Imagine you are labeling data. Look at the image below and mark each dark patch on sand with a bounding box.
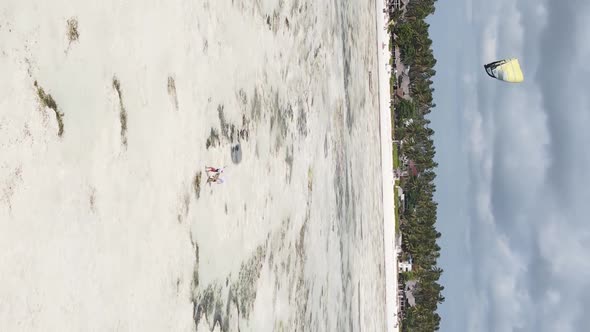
[296,99,308,137]
[112,77,128,148]
[205,128,220,149]
[167,76,179,110]
[193,283,223,329]
[65,17,79,53]
[189,234,200,323]
[206,102,250,151]
[67,17,80,43]
[34,81,64,137]
[193,171,202,199]
[338,7,354,132]
[237,88,248,108]
[192,244,267,331]
[89,187,97,213]
[285,144,294,183]
[250,87,262,121]
[64,17,79,53]
[231,245,266,319]
[239,115,250,141]
[178,191,191,223]
[314,44,322,58]
[269,92,293,152]
[24,58,34,78]
[217,105,229,139]
[266,6,291,34]
[66,18,79,44]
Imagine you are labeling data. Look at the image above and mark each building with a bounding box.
[395,233,403,253]
[404,280,417,307]
[396,185,405,213]
[395,88,405,99]
[396,160,419,179]
[399,260,412,272]
[403,118,414,127]
[408,160,419,177]
[399,255,413,272]
[398,279,417,316]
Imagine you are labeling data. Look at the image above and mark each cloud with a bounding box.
[458,0,590,331]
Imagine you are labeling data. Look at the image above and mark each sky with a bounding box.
[428,0,590,331]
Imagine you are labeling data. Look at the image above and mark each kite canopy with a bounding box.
[484,58,524,83]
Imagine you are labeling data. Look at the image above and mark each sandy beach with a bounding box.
[374,0,399,331]
[1,0,393,331]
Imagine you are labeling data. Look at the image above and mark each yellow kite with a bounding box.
[484,58,524,83]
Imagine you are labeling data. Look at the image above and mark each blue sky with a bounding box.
[428,0,590,331]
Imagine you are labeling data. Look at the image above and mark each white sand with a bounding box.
[1,0,392,331]
[374,0,399,331]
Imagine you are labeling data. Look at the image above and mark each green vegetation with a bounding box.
[390,50,401,234]
[393,143,400,169]
[400,270,416,283]
[390,0,444,331]
[394,180,401,233]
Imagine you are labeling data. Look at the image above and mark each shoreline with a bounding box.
[374,0,399,331]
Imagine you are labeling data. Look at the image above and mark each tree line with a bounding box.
[391,0,444,331]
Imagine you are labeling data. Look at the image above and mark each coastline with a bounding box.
[374,0,399,331]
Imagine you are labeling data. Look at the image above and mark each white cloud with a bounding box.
[539,220,590,283]
[435,0,590,331]
[498,1,524,56]
[496,88,550,189]
[548,306,581,332]
[534,4,548,21]
[466,110,484,160]
[481,19,499,62]
[460,0,588,331]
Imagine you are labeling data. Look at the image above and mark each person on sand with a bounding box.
[206,171,224,185]
[205,166,224,174]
